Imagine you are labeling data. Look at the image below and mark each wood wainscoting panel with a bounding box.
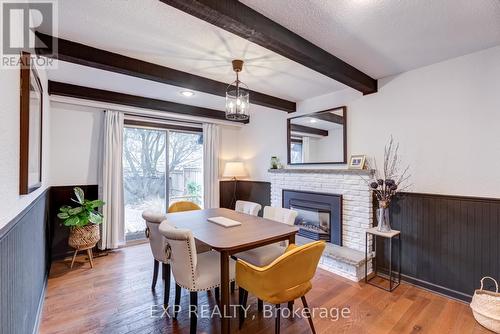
[375,192,500,301]
[0,189,50,334]
[220,180,271,217]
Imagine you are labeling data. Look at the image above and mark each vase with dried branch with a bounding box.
[362,136,411,232]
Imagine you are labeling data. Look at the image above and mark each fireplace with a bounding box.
[290,205,331,240]
[283,189,342,246]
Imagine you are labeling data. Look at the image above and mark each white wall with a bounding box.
[219,125,240,173]
[348,45,500,197]
[235,46,500,198]
[233,107,288,181]
[0,66,51,228]
[307,128,344,163]
[49,103,104,186]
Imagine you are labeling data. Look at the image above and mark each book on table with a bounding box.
[207,216,242,228]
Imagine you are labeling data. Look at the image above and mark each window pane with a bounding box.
[123,127,167,241]
[168,131,203,207]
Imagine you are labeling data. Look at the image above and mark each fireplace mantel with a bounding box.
[268,168,374,175]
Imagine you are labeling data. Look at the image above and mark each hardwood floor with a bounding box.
[40,244,491,334]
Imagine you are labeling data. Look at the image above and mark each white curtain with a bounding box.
[302,136,310,163]
[98,110,125,250]
[202,123,220,209]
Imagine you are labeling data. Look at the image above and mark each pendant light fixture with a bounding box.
[225,59,250,121]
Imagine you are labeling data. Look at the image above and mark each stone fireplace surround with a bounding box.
[269,168,374,281]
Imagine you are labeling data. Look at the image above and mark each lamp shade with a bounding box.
[223,161,247,179]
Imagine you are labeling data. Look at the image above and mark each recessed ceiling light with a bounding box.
[180,90,195,97]
[310,118,317,123]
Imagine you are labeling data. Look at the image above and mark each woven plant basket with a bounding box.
[68,224,100,250]
[470,277,500,333]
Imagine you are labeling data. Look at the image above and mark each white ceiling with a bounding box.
[45,0,347,102]
[241,0,500,79]
[45,0,500,107]
[49,60,232,112]
[291,117,343,131]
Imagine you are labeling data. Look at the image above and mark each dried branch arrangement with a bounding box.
[362,136,411,207]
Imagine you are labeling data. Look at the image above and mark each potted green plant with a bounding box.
[57,187,105,256]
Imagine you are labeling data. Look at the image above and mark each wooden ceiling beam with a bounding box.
[36,32,296,113]
[159,0,378,95]
[312,112,344,125]
[48,81,248,123]
[290,124,328,137]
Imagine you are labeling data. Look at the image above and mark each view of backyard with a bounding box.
[122,126,203,240]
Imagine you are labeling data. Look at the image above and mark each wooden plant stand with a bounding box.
[70,246,95,269]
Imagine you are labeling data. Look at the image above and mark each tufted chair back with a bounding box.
[159,222,198,290]
[263,206,298,226]
[235,200,262,216]
[142,210,169,263]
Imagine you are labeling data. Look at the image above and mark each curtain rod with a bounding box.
[124,114,202,128]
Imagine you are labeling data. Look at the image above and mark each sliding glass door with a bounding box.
[123,124,203,241]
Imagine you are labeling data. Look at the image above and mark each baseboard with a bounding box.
[377,267,472,302]
[400,274,472,302]
[32,274,48,334]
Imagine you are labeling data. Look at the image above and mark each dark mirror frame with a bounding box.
[19,52,43,195]
[287,106,347,165]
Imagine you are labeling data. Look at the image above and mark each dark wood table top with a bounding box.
[164,208,298,252]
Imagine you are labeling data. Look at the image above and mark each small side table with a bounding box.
[365,227,401,292]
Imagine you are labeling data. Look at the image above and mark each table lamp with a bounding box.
[222,161,247,208]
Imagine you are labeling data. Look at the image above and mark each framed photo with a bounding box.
[348,155,366,170]
[19,52,43,195]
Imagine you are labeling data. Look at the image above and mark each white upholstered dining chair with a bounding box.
[234,206,298,311]
[235,200,262,216]
[142,209,212,307]
[263,206,298,226]
[142,211,171,306]
[159,222,236,334]
[235,206,298,266]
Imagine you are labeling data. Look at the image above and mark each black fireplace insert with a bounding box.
[282,189,342,246]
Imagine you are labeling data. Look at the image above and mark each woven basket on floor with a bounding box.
[470,277,500,333]
[68,224,100,250]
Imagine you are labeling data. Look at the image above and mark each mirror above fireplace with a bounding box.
[287,106,346,165]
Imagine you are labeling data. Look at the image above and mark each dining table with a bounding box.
[163,207,299,334]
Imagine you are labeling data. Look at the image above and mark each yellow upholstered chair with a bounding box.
[236,241,326,334]
[167,201,201,213]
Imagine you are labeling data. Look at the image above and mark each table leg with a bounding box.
[289,233,295,245]
[220,251,230,334]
